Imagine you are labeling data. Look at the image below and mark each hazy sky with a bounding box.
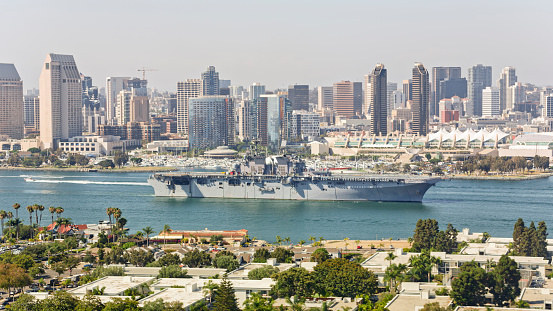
[2,0,552,92]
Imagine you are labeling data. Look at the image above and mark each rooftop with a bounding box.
[386,294,451,311]
[139,288,205,308]
[0,63,21,81]
[68,276,155,295]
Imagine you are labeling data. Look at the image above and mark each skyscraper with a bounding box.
[106,77,130,125]
[498,66,517,112]
[115,78,149,126]
[544,95,553,118]
[431,67,461,116]
[467,64,492,116]
[509,82,526,108]
[333,81,362,118]
[439,78,467,101]
[249,83,265,101]
[386,82,397,115]
[39,53,82,149]
[24,94,40,129]
[188,96,234,149]
[411,63,430,136]
[176,79,201,134]
[288,84,309,110]
[482,86,500,117]
[317,86,333,110]
[0,64,24,139]
[258,94,291,150]
[403,79,413,102]
[201,66,219,96]
[367,64,387,136]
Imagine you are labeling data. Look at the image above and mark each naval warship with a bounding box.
[148,155,439,202]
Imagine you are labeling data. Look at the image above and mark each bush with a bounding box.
[248,265,280,280]
[90,266,124,279]
[158,265,189,278]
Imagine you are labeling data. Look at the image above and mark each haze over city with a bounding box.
[3,0,553,91]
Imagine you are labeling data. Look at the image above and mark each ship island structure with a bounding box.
[148,154,439,202]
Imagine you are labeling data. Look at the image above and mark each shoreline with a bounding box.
[0,166,178,173]
[449,172,553,180]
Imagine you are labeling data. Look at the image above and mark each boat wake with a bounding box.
[26,179,149,186]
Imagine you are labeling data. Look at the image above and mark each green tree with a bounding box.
[271,247,294,263]
[488,255,521,307]
[103,297,140,311]
[310,248,330,264]
[248,265,280,280]
[158,253,182,266]
[215,255,239,272]
[40,290,80,310]
[98,159,115,169]
[113,151,129,168]
[253,248,271,263]
[182,249,211,268]
[158,265,189,278]
[272,267,316,298]
[143,226,156,247]
[212,275,240,311]
[313,258,377,298]
[124,249,155,267]
[419,302,449,311]
[75,294,105,311]
[513,218,525,255]
[450,261,487,307]
[243,292,274,311]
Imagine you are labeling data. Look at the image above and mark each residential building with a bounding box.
[290,110,320,139]
[106,77,130,125]
[482,86,500,117]
[403,79,412,102]
[431,67,461,116]
[438,77,467,106]
[23,94,40,129]
[467,64,492,116]
[229,85,244,99]
[257,94,292,150]
[98,122,160,142]
[498,66,517,112]
[411,63,430,136]
[200,66,219,96]
[188,96,234,149]
[237,100,255,142]
[176,79,201,135]
[288,84,309,110]
[0,64,24,139]
[333,81,362,118]
[317,86,333,110]
[545,95,553,118]
[39,53,82,149]
[58,135,141,156]
[509,82,526,108]
[367,64,388,135]
[387,82,397,114]
[440,110,459,123]
[115,78,149,126]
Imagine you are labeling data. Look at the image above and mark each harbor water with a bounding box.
[1,170,552,242]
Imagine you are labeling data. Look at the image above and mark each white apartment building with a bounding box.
[176,79,201,134]
[0,64,24,139]
[291,110,320,139]
[58,135,141,156]
[248,83,265,101]
[39,54,82,149]
[482,86,500,117]
[317,86,333,111]
[106,77,130,125]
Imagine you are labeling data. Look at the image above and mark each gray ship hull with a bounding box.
[148,174,439,202]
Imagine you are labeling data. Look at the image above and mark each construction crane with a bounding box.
[138,67,158,80]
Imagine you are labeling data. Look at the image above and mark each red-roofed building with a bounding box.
[44,223,88,236]
[154,228,248,245]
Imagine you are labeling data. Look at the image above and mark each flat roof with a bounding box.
[387,295,451,311]
[139,288,205,307]
[227,262,295,278]
[69,276,155,295]
[520,287,553,308]
[151,278,275,290]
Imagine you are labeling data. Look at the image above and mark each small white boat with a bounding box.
[24,177,35,182]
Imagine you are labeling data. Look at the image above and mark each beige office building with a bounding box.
[0,64,24,139]
[39,54,82,149]
[176,79,201,134]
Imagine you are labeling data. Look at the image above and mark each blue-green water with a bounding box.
[1,170,552,242]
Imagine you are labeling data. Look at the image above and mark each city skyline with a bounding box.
[2,0,552,91]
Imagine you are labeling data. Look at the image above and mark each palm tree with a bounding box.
[275,236,282,246]
[355,240,361,249]
[298,239,306,246]
[202,280,219,304]
[0,210,6,237]
[308,235,316,245]
[33,204,40,227]
[38,205,45,226]
[113,208,122,243]
[284,237,291,246]
[26,205,34,237]
[12,203,20,220]
[385,252,397,267]
[6,212,13,239]
[162,224,171,247]
[48,206,56,225]
[407,237,413,247]
[55,217,73,239]
[55,207,64,219]
[344,237,349,250]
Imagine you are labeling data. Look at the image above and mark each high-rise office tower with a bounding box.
[176,79,201,134]
[39,53,82,149]
[367,64,387,136]
[411,63,430,136]
[545,95,553,118]
[257,94,291,150]
[0,64,24,139]
[498,67,517,112]
[403,79,413,102]
[237,100,255,142]
[288,85,309,111]
[249,83,265,101]
[188,96,234,149]
[431,67,461,116]
[386,82,397,115]
[467,64,492,117]
[482,86,500,117]
[24,94,40,129]
[106,77,130,125]
[201,66,219,96]
[115,78,149,126]
[333,81,362,118]
[317,86,333,110]
[439,78,467,101]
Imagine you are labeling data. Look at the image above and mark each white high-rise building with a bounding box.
[509,82,526,109]
[249,83,265,101]
[0,64,24,139]
[176,79,201,134]
[387,82,397,115]
[24,94,40,129]
[498,66,517,112]
[544,95,553,118]
[317,86,333,111]
[482,86,500,117]
[39,54,82,149]
[291,110,320,139]
[229,86,244,100]
[106,77,130,125]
